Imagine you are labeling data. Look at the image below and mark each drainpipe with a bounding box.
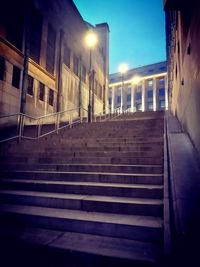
[20,1,30,114]
[78,55,82,117]
[57,29,64,112]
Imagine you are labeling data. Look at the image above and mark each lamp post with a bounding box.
[118,63,128,113]
[85,31,98,123]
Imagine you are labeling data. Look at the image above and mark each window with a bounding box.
[64,45,71,68]
[39,82,45,101]
[82,65,86,83]
[27,75,34,95]
[0,56,5,80]
[147,80,153,87]
[49,89,54,106]
[127,94,131,102]
[147,90,153,98]
[148,102,153,110]
[136,92,142,100]
[117,95,121,104]
[73,55,79,76]
[12,65,21,88]
[159,88,165,97]
[29,4,42,63]
[159,100,165,109]
[136,103,142,111]
[46,24,56,74]
[159,78,165,87]
[109,97,112,105]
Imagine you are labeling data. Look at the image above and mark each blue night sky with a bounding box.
[73,0,166,74]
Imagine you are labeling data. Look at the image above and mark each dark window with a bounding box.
[159,88,165,97]
[127,94,131,102]
[1,2,23,50]
[29,4,42,63]
[147,90,153,98]
[49,89,54,106]
[0,56,5,80]
[27,75,34,95]
[12,65,21,88]
[82,65,86,83]
[46,24,56,74]
[136,92,142,100]
[117,95,121,104]
[73,55,79,76]
[109,97,112,105]
[39,82,45,101]
[64,45,71,68]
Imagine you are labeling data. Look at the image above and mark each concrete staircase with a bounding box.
[0,111,164,267]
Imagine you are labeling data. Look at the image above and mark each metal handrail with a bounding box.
[0,107,88,143]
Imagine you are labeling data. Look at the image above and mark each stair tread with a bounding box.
[1,163,162,167]
[0,189,163,204]
[0,203,163,228]
[1,170,163,176]
[1,178,163,188]
[0,225,161,263]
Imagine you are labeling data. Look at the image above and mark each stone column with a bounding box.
[142,80,146,112]
[131,85,135,112]
[120,86,123,112]
[153,77,157,111]
[111,87,115,113]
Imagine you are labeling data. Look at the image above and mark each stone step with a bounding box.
[0,179,163,199]
[0,190,163,216]
[3,150,163,158]
[0,204,163,243]
[3,143,164,153]
[0,170,163,185]
[0,156,164,165]
[0,226,162,265]
[5,145,163,153]
[0,163,163,174]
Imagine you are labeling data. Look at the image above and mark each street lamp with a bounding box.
[85,31,98,123]
[118,63,128,113]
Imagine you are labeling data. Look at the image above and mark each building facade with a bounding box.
[164,0,200,157]
[0,0,109,118]
[109,61,168,113]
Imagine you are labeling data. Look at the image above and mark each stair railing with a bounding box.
[0,107,88,142]
[93,107,122,122]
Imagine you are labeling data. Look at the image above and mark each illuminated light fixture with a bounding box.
[85,31,98,48]
[118,63,128,74]
[132,76,141,85]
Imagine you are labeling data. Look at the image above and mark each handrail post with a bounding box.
[56,113,60,134]
[18,114,24,140]
[80,108,83,123]
[69,114,72,128]
[37,118,41,138]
